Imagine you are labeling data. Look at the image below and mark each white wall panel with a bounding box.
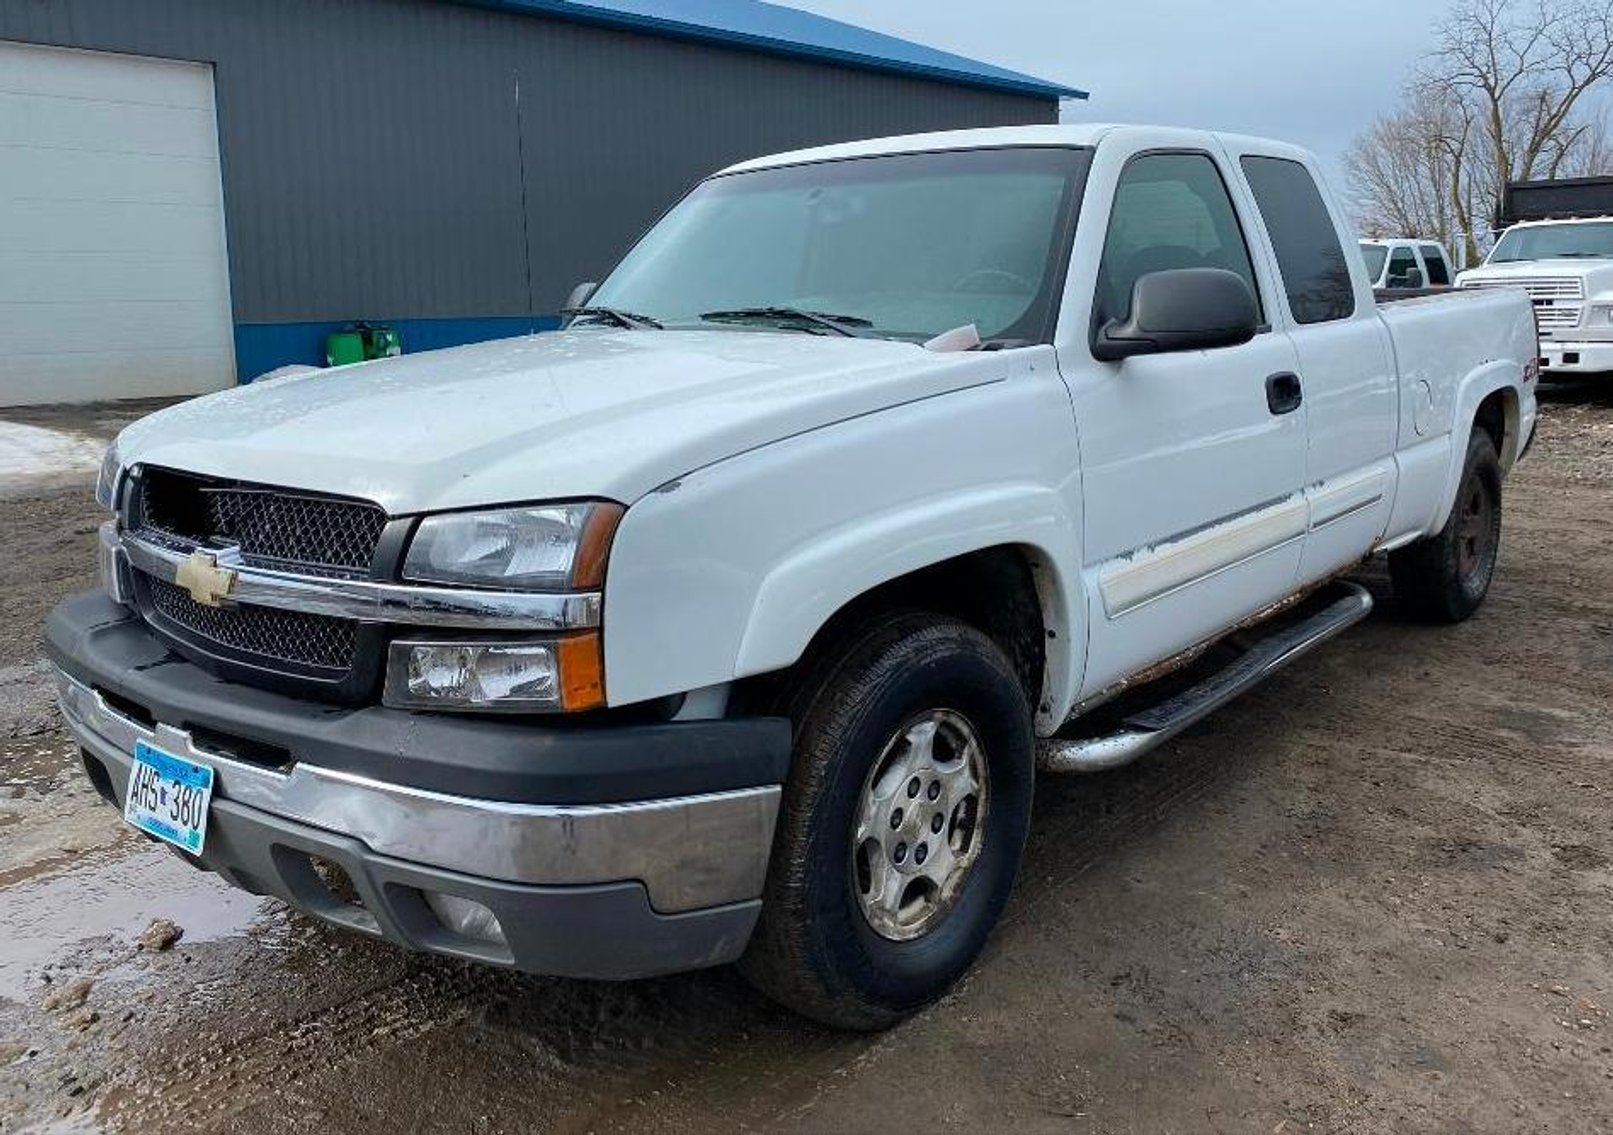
[0,40,233,404]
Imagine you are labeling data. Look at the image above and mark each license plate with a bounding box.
[124,740,215,854]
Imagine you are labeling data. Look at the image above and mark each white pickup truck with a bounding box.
[1458,216,1613,375]
[51,124,1538,1030]
[1359,237,1455,291]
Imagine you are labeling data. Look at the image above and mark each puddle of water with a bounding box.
[0,843,270,1003]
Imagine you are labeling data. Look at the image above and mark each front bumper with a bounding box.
[48,593,789,979]
[1539,340,1613,374]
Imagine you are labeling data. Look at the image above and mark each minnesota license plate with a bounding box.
[124,740,214,854]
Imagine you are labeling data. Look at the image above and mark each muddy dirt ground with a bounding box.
[1,389,1610,1134]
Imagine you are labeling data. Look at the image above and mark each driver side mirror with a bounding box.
[1402,267,1424,290]
[564,281,598,311]
[1092,268,1259,362]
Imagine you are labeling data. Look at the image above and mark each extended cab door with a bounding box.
[1233,149,1397,586]
[1058,141,1308,699]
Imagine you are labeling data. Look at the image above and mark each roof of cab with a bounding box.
[718,123,1120,175]
[452,0,1087,100]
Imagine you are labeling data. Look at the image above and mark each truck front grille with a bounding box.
[121,469,391,700]
[145,577,361,672]
[137,467,386,577]
[1461,276,1585,339]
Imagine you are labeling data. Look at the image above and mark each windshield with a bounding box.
[1489,222,1613,262]
[1359,243,1389,280]
[586,147,1093,344]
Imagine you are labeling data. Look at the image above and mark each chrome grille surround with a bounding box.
[128,468,385,681]
[119,530,601,631]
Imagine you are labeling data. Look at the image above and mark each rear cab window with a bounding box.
[1359,243,1389,284]
[1387,247,1418,287]
[1419,244,1451,285]
[1239,156,1356,323]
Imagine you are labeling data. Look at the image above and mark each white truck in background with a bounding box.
[1457,175,1613,375]
[1359,238,1455,291]
[51,124,1537,1031]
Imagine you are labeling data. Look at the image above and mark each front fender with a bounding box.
[735,484,1081,716]
[600,372,1086,715]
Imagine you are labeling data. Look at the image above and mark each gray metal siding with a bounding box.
[0,0,1056,323]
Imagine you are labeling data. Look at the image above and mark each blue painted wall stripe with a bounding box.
[234,316,561,382]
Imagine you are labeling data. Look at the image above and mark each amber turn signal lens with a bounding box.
[572,503,624,590]
[557,632,605,712]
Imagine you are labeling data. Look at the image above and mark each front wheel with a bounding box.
[739,613,1034,1030]
[1389,429,1503,623]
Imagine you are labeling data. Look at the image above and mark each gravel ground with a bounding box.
[0,387,1609,1133]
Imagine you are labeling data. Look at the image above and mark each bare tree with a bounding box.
[1426,0,1613,207]
[1346,88,1487,258]
[1345,0,1613,260]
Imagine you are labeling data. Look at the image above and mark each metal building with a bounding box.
[0,0,1083,406]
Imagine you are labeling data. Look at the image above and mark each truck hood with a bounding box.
[117,329,1005,513]
[1460,258,1613,297]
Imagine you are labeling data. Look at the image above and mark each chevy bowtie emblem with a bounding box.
[175,550,237,607]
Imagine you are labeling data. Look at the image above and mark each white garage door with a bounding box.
[0,41,234,406]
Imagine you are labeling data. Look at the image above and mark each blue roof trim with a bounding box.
[451,0,1087,100]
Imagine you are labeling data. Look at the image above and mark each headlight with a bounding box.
[402,502,622,591]
[383,635,604,713]
[1588,303,1613,326]
[95,442,123,511]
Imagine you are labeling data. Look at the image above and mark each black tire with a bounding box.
[1389,429,1503,623]
[738,612,1035,1031]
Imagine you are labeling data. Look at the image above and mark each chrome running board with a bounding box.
[1038,581,1374,774]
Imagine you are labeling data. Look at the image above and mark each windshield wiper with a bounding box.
[699,307,874,337]
[562,305,663,329]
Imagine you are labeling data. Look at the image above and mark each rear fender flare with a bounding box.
[1429,361,1522,532]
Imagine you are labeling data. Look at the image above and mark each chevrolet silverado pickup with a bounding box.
[49,124,1538,1030]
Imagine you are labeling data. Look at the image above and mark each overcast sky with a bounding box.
[784,0,1450,190]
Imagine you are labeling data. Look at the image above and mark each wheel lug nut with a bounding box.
[931,813,944,834]
[907,777,921,799]
[890,808,903,830]
[927,780,941,801]
[894,842,908,864]
[915,843,928,865]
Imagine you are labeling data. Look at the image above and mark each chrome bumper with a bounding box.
[56,669,779,913]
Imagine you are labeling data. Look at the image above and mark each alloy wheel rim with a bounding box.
[850,709,989,942]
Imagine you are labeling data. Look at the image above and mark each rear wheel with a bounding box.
[1389,429,1502,623]
[739,613,1034,1031]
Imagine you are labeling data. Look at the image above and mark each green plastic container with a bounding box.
[324,329,366,367]
[325,323,403,367]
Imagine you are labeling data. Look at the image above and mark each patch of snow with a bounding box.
[0,421,105,482]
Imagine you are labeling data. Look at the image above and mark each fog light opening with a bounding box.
[309,856,366,911]
[424,891,508,948]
